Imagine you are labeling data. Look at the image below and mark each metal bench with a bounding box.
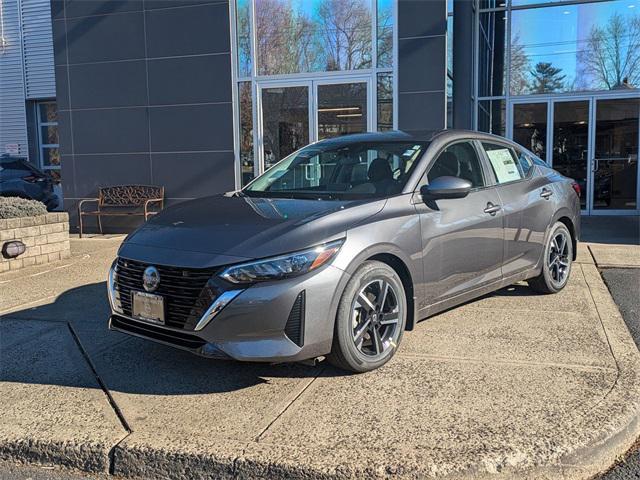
[78,185,164,238]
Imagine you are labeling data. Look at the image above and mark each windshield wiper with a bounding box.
[244,190,342,200]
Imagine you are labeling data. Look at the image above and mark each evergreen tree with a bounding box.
[529,62,566,93]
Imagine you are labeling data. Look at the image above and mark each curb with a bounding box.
[0,437,111,473]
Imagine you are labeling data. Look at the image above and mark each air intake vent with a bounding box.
[285,291,305,347]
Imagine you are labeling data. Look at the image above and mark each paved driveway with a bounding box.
[1,237,639,479]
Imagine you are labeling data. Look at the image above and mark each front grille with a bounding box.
[111,314,206,350]
[114,258,220,329]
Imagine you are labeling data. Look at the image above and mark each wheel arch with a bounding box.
[367,252,416,331]
[555,214,578,261]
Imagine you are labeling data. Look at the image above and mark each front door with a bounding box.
[416,141,504,307]
[257,78,372,175]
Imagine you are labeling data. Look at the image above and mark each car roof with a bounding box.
[0,155,29,164]
[313,129,521,147]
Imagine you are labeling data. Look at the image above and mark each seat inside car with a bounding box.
[428,151,460,180]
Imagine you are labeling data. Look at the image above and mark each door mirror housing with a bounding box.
[420,176,472,200]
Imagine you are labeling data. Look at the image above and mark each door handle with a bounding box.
[484,203,501,216]
[540,188,553,199]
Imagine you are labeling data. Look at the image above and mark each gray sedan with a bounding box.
[108,130,581,372]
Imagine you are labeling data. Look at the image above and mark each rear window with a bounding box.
[481,143,523,184]
[0,158,40,177]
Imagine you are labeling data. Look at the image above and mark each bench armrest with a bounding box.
[78,198,100,214]
[144,198,164,218]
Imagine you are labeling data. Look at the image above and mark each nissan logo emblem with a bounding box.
[142,266,160,292]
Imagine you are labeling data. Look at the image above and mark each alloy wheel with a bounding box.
[350,279,402,357]
[548,231,570,287]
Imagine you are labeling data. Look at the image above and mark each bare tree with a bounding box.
[315,0,372,71]
[578,12,640,90]
[509,33,530,94]
[377,2,393,68]
[254,0,318,75]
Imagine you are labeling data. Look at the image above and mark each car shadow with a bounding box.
[1,282,345,396]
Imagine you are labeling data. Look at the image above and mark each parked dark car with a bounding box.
[108,130,581,372]
[0,155,59,210]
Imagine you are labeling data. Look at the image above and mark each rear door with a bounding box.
[478,142,556,278]
[415,140,504,306]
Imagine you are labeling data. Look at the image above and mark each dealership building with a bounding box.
[0,0,638,229]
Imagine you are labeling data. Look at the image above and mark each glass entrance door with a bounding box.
[317,82,368,140]
[257,79,371,177]
[552,100,590,211]
[509,95,640,215]
[592,98,639,212]
[260,84,311,171]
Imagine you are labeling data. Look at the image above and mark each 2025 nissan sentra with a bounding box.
[107,130,580,373]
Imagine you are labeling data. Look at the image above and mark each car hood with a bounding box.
[119,194,384,268]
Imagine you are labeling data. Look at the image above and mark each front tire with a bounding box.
[327,261,407,373]
[528,222,573,294]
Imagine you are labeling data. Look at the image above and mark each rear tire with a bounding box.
[528,222,573,294]
[327,261,407,373]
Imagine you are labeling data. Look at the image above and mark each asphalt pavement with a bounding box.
[599,268,640,480]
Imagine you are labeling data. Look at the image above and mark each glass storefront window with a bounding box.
[236,0,251,77]
[377,73,393,131]
[254,0,372,75]
[477,99,506,136]
[38,103,58,123]
[513,102,547,159]
[479,0,507,9]
[377,0,393,68]
[239,82,254,186]
[234,0,395,185]
[478,11,507,97]
[511,0,640,95]
[37,102,60,172]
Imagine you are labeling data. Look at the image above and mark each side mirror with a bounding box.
[420,176,472,200]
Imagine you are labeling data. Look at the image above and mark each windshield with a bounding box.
[244,141,427,200]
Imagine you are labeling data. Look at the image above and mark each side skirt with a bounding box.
[416,266,541,322]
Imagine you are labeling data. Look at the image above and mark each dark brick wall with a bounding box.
[52,0,234,233]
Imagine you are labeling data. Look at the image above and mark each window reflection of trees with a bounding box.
[254,0,372,75]
[509,5,640,95]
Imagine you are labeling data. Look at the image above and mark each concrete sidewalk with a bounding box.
[1,237,640,479]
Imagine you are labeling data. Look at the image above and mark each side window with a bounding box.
[516,150,534,177]
[427,141,485,188]
[482,143,523,184]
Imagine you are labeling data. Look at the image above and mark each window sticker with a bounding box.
[486,148,521,183]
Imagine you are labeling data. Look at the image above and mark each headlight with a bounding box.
[107,259,123,314]
[220,239,344,284]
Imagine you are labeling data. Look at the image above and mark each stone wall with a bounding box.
[0,213,70,272]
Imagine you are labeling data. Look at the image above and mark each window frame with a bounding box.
[418,139,492,192]
[36,101,60,175]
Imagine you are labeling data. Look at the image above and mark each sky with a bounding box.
[512,0,640,89]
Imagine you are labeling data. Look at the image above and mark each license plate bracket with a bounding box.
[132,291,165,325]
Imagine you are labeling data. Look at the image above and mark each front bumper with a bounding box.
[108,262,348,363]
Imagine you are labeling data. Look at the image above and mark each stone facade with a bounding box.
[0,213,70,272]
